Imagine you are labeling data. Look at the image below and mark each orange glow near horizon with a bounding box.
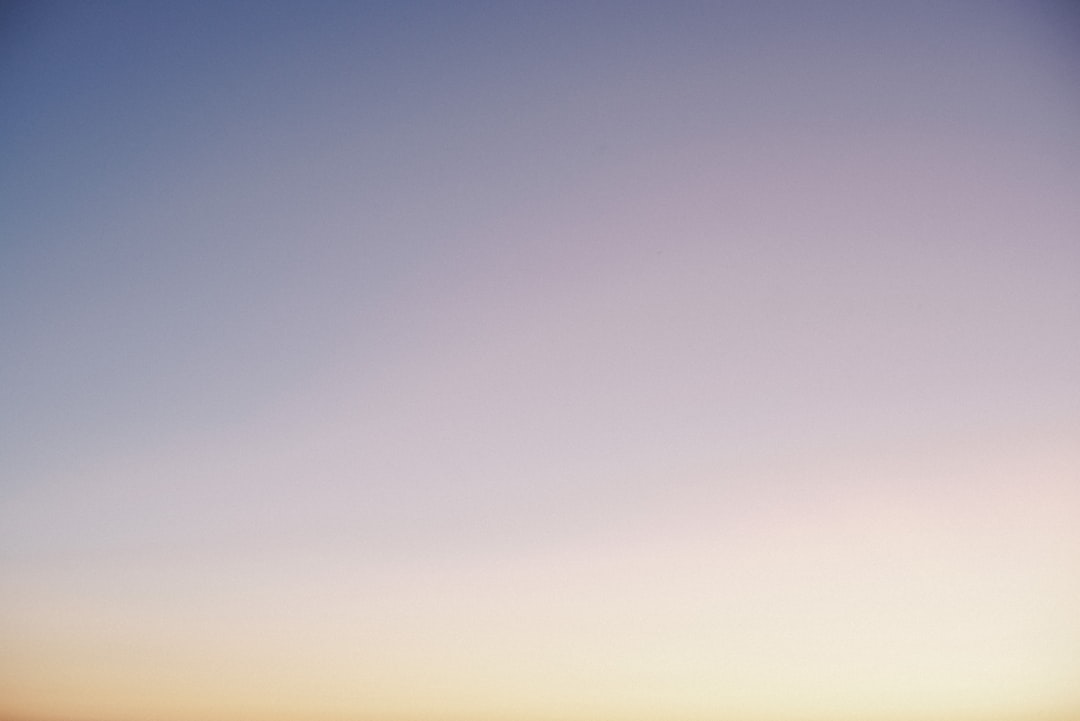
[3,437,1078,721]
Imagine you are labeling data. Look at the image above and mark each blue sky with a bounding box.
[2,3,1080,720]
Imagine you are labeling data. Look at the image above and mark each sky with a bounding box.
[2,2,1079,721]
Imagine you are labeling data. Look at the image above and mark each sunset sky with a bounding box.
[2,3,1079,721]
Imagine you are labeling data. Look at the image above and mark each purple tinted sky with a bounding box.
[2,3,1080,720]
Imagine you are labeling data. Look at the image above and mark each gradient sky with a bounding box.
[2,3,1080,721]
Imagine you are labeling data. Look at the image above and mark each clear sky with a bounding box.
[2,3,1079,721]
